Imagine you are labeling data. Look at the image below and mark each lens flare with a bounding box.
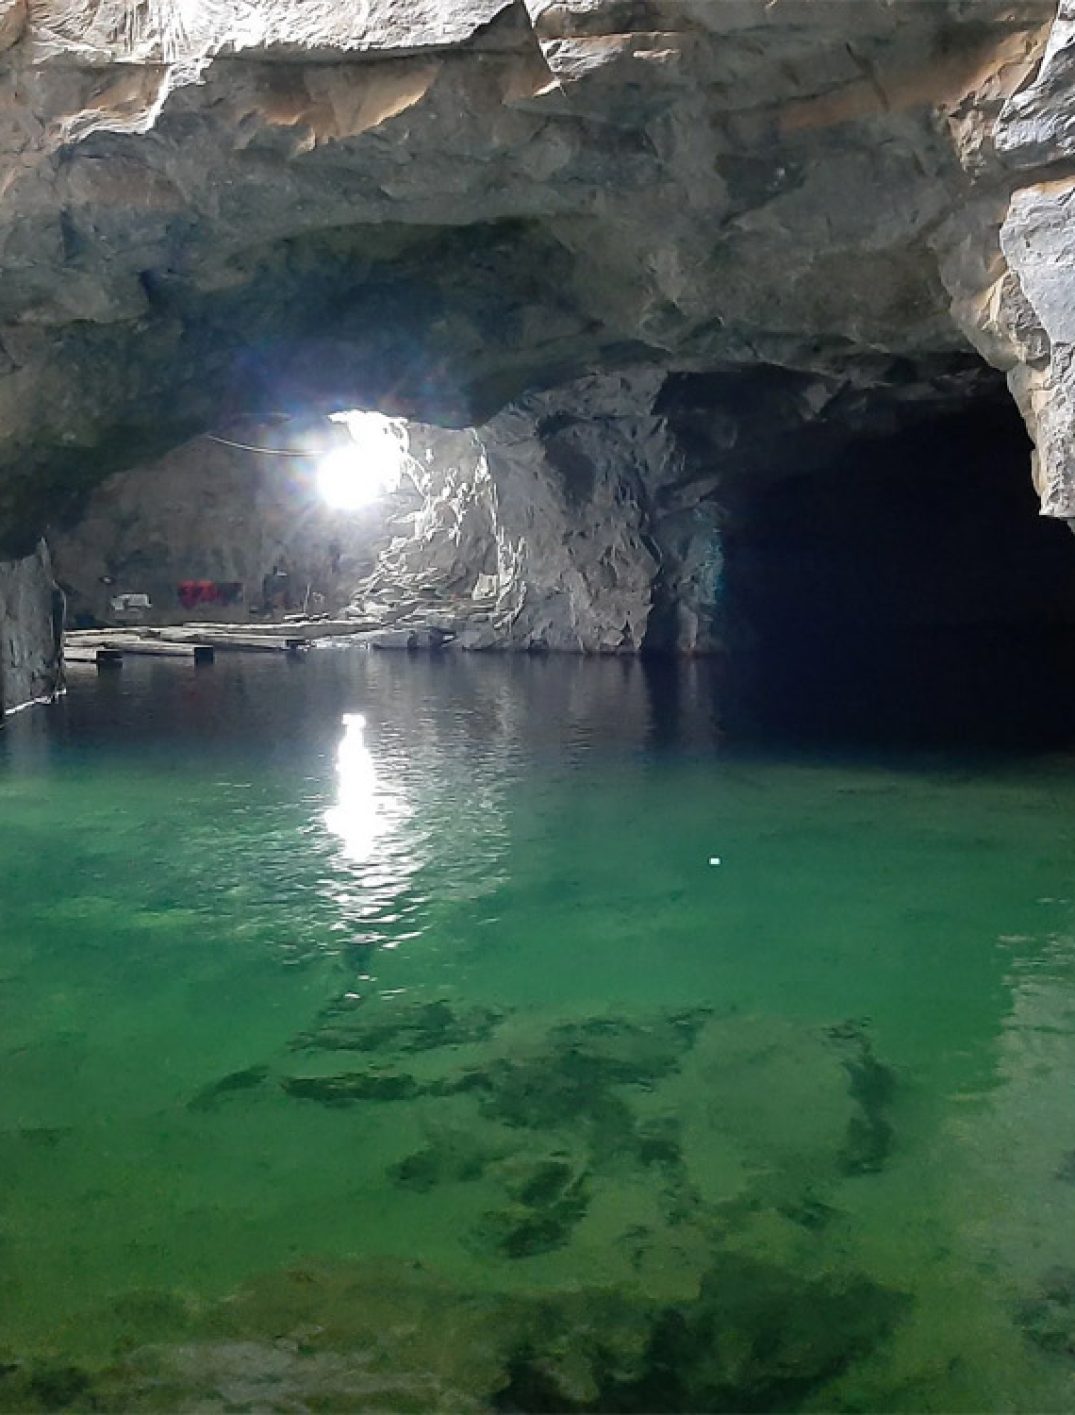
[317,413,406,510]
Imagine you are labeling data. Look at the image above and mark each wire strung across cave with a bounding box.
[203,434,309,457]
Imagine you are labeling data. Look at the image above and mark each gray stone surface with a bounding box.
[0,539,61,712]
[3,0,1075,668]
[0,0,1062,542]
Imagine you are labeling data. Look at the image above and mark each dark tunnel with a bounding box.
[721,395,1075,748]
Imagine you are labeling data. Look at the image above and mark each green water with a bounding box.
[3,652,1075,1411]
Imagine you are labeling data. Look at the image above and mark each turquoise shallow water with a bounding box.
[3,652,1075,1411]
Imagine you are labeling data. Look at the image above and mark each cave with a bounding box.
[722,387,1075,746]
[5,4,1075,1413]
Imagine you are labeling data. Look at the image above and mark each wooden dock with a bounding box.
[64,645,126,667]
[60,616,402,671]
[63,626,313,668]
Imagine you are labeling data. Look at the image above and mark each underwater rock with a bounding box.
[1054,1150,1075,1184]
[492,1254,911,1413]
[481,1159,592,1259]
[635,1118,685,1178]
[1017,1267,1075,1358]
[389,1132,493,1192]
[826,1022,898,1176]
[461,1012,710,1148]
[291,996,505,1055]
[13,1126,69,1148]
[0,1361,91,1413]
[281,1068,421,1104]
[41,1247,909,1414]
[777,1193,839,1233]
[187,1064,269,1112]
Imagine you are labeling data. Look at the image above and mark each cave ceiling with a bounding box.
[0,0,1068,551]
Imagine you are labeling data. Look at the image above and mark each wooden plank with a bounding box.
[182,634,305,654]
[64,646,123,667]
[67,628,304,655]
[97,641,202,659]
[65,636,215,662]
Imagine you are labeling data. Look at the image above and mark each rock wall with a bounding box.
[53,355,1027,657]
[0,0,1063,558]
[0,540,61,713]
[21,0,1075,671]
[994,3,1075,522]
[52,373,727,654]
[941,0,1075,521]
[477,373,721,653]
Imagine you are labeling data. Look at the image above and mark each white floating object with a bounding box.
[709,856,722,866]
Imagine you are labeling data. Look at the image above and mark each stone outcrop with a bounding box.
[0,539,62,712]
[2,0,1075,688]
[992,1,1075,522]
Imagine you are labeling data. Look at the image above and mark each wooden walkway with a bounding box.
[63,622,338,668]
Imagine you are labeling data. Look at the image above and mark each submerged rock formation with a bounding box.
[2,0,1075,691]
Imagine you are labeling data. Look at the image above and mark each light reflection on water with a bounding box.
[320,710,420,950]
[314,702,510,962]
[324,713,406,865]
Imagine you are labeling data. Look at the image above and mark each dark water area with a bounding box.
[724,625,1075,748]
[3,651,1075,1411]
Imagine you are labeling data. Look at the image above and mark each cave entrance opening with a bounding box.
[721,392,1075,749]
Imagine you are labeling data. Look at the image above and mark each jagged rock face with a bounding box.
[989,0,1075,519]
[0,0,1064,549]
[1,0,1075,693]
[0,541,61,712]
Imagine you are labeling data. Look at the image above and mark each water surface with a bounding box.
[2,652,1075,1411]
